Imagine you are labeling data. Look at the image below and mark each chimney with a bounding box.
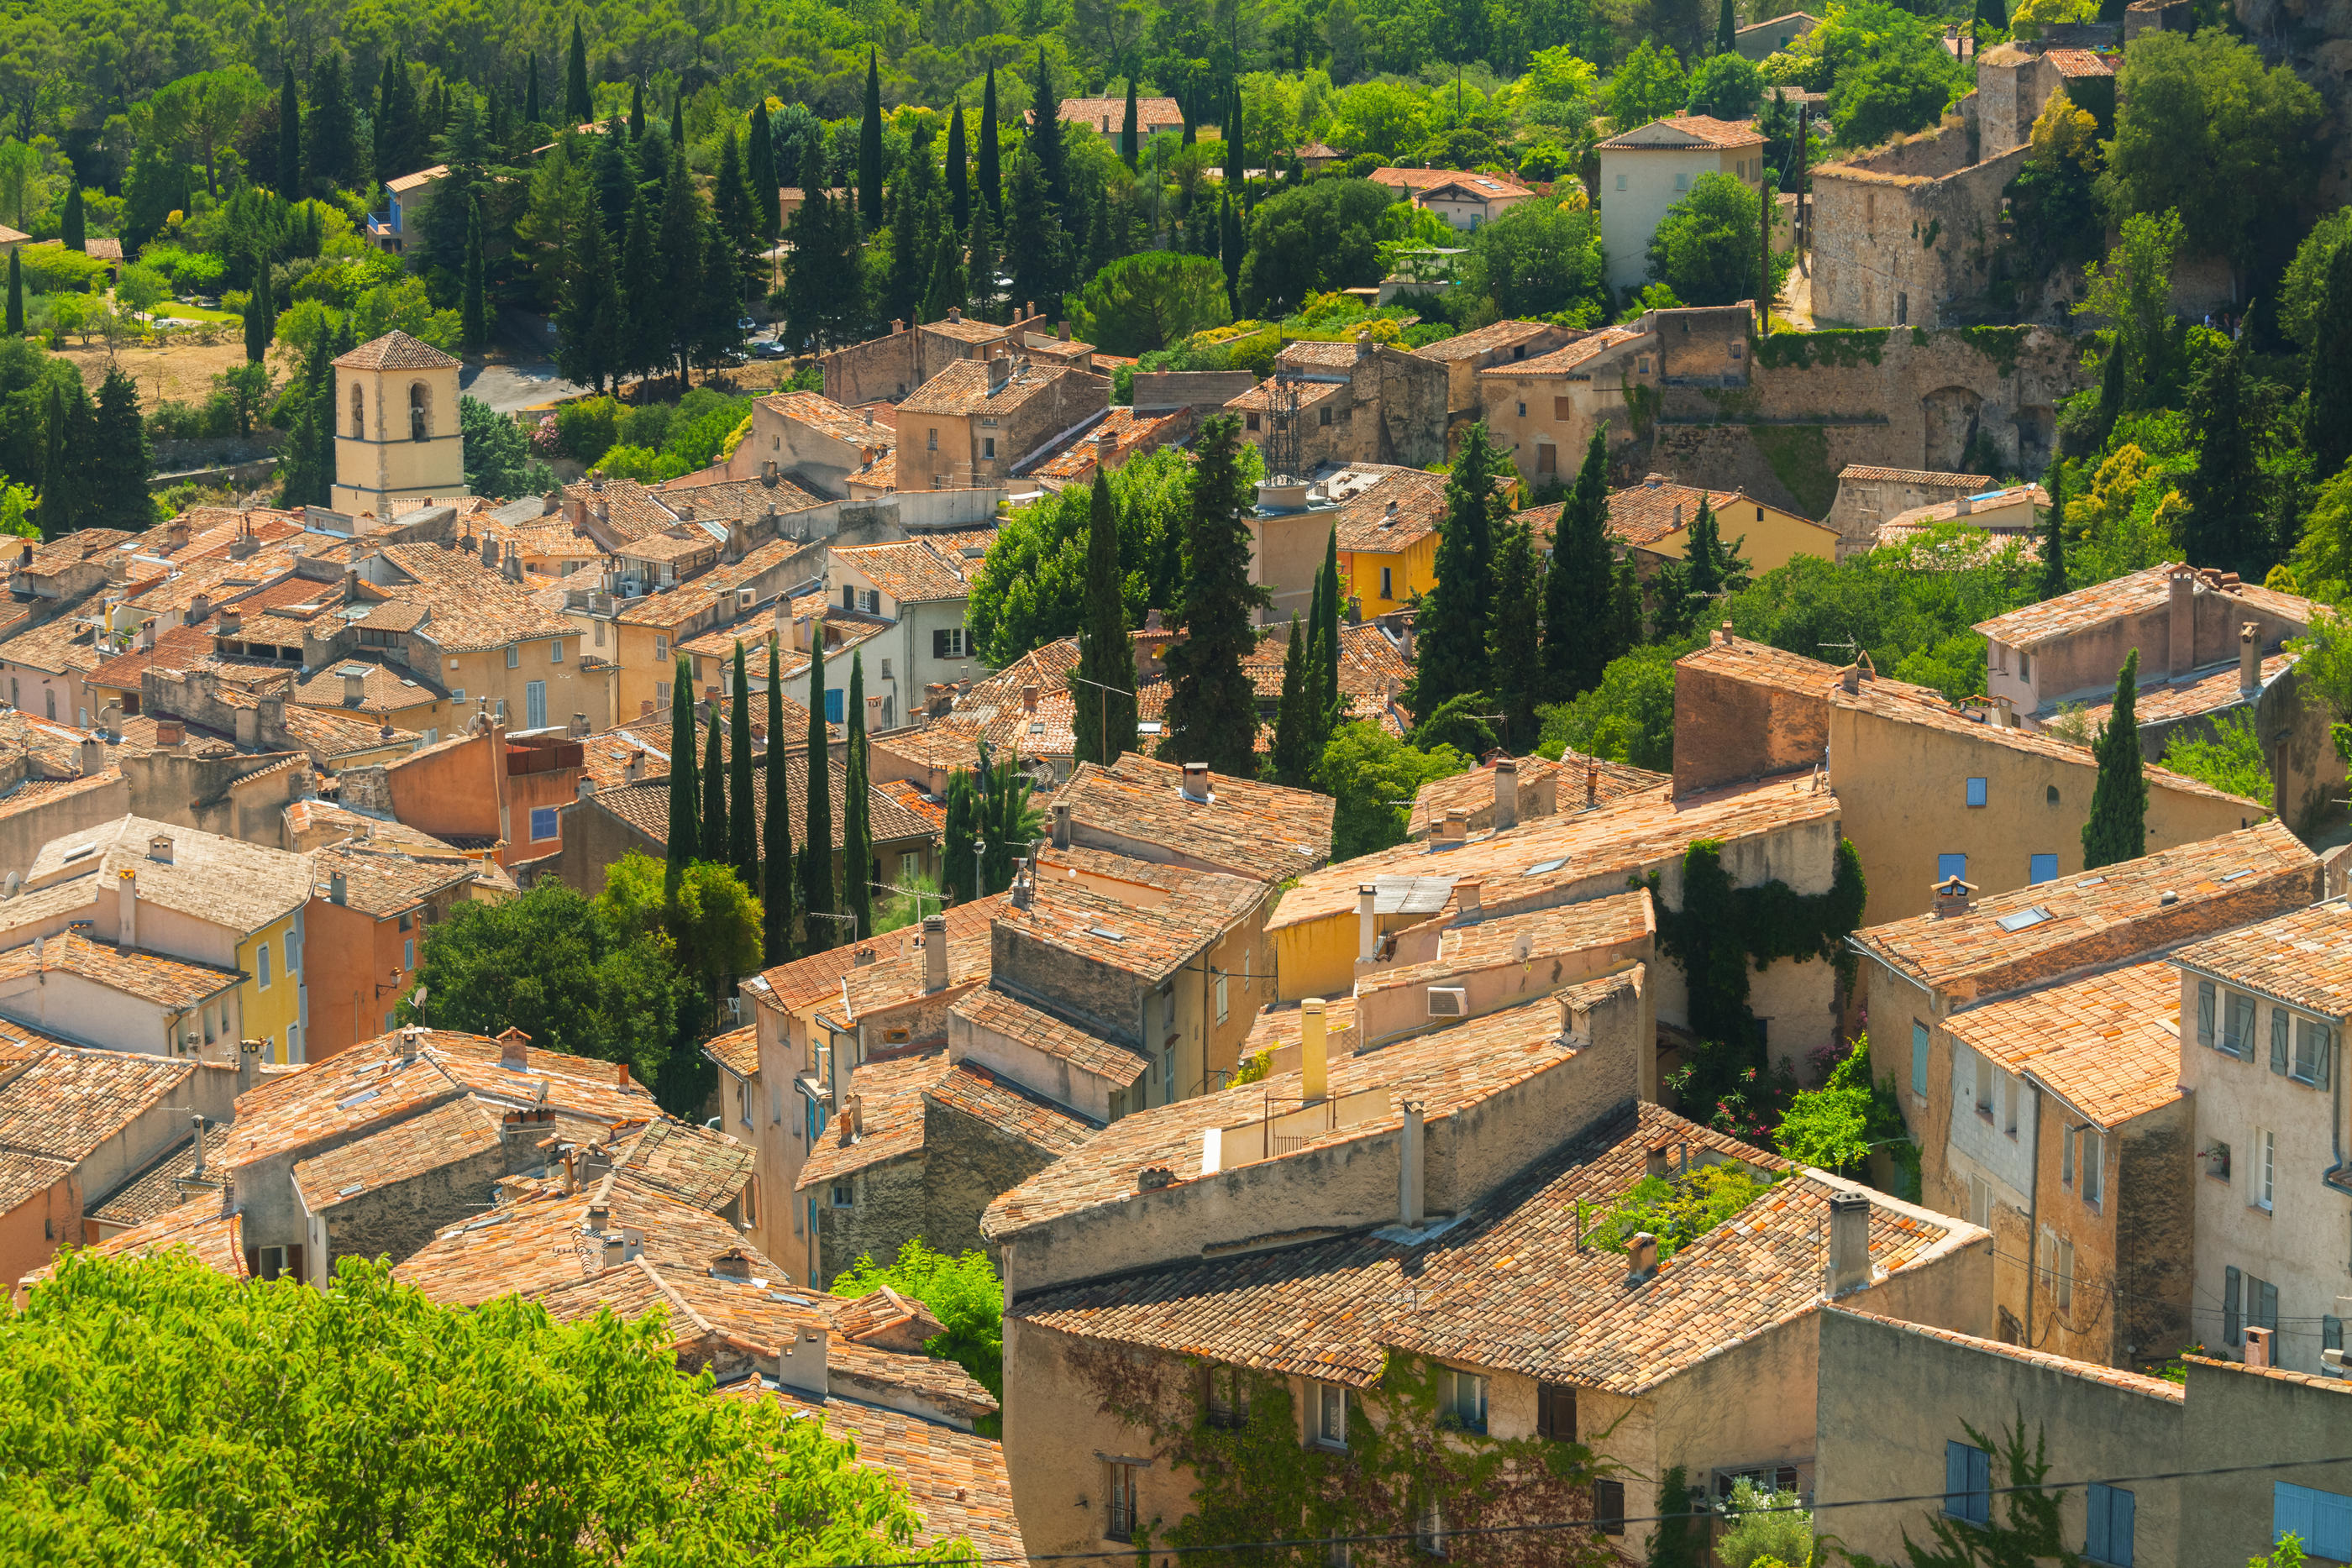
[1493,761,1518,831]
[1440,809,1467,844]
[1932,876,1974,918]
[1096,426,1119,464]
[1716,620,1733,647]
[2246,1325,2275,1369]
[947,307,962,323]
[1021,684,1038,715]
[1840,663,1861,695]
[1011,859,1035,911]
[498,1025,531,1071]
[1180,762,1211,803]
[1456,878,1482,916]
[1137,1165,1174,1191]
[1357,884,1378,962]
[77,737,101,777]
[343,667,367,705]
[988,352,1011,392]
[1586,762,1599,810]
[2240,621,2260,695]
[586,1201,610,1231]
[1301,997,1328,1104]
[1827,1189,1873,1295]
[1625,1232,1660,1285]
[155,718,183,747]
[601,1231,625,1268]
[620,1225,644,1262]
[1053,801,1072,848]
[710,1246,755,1281]
[577,775,596,802]
[1672,501,1683,528]
[482,538,501,570]
[851,946,877,968]
[921,913,948,993]
[118,868,137,949]
[1398,1100,1425,1227]
[329,871,347,905]
[891,318,904,333]
[2168,566,2194,678]
[1955,492,1974,516]
[624,746,645,783]
[148,835,174,864]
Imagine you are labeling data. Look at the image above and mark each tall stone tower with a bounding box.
[330,329,470,518]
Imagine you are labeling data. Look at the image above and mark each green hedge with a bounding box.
[14,244,111,295]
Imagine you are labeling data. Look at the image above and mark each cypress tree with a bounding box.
[1315,526,1342,746]
[702,698,727,863]
[1223,87,1244,202]
[945,104,971,235]
[922,201,968,321]
[669,92,684,149]
[1032,46,1067,214]
[802,633,835,947]
[1219,191,1242,313]
[2307,239,2352,483]
[629,78,644,142]
[1488,517,1546,748]
[715,128,759,296]
[747,100,780,244]
[942,768,977,905]
[617,183,665,386]
[1607,547,1645,659]
[666,657,700,886]
[730,642,758,890]
[280,333,334,509]
[567,23,593,124]
[5,250,20,338]
[979,66,1001,218]
[87,367,150,529]
[525,53,542,127]
[2081,650,2148,871]
[555,197,619,394]
[1982,0,2008,28]
[1718,0,1737,53]
[244,262,274,362]
[279,66,302,199]
[36,380,82,532]
[1269,612,1314,784]
[965,199,998,321]
[1543,428,1614,700]
[460,197,486,354]
[1072,468,1138,767]
[1415,422,1506,716]
[1158,414,1270,774]
[858,50,884,227]
[1121,79,1140,169]
[762,635,795,965]
[60,185,84,251]
[844,652,873,939]
[2040,463,2068,601]
[2180,328,2265,579]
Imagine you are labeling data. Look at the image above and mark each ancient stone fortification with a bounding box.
[1808,103,2029,331]
[1638,324,2090,517]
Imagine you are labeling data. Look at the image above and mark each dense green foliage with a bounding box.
[1776,1033,1920,1200]
[2082,650,2149,870]
[2160,708,2275,805]
[1580,1161,1778,1261]
[1315,721,1471,862]
[830,1240,1005,1429]
[967,447,1190,667]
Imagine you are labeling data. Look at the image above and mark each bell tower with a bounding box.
[330,329,469,519]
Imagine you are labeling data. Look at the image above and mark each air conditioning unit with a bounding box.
[1427,987,1467,1018]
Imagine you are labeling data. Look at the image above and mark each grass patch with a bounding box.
[1577,1161,1780,1261]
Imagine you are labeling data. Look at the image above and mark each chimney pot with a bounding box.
[1493,760,1519,831]
[1180,762,1211,802]
[1441,808,1467,844]
[1357,883,1379,962]
[1828,1189,1873,1294]
[1052,801,1072,849]
[586,1202,609,1231]
[2239,621,2261,695]
[1932,875,1975,918]
[1301,997,1329,1103]
[2246,1324,2275,1368]
[1137,1165,1175,1192]
[922,913,948,993]
[852,946,877,968]
[498,1025,532,1071]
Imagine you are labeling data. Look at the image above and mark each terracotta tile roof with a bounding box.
[25,815,311,934]
[2069,653,2292,729]
[40,1193,247,1281]
[287,658,448,716]
[796,1049,954,1190]
[1598,113,1766,149]
[595,756,934,856]
[282,800,467,857]
[1605,478,1754,548]
[841,901,1001,1022]
[1740,10,1821,31]
[369,543,580,652]
[0,771,118,821]
[1243,993,1358,1057]
[82,238,123,260]
[2045,48,2116,75]
[2174,900,2352,1021]
[899,359,1100,417]
[1974,563,2319,650]
[832,1285,948,1347]
[1408,753,1667,837]
[878,778,949,834]
[563,476,680,541]
[921,313,1013,344]
[1491,326,1648,377]
[828,1335,1001,1416]
[1944,959,2182,1129]
[1852,820,2317,998]
[335,329,461,370]
[0,1149,71,1214]
[832,540,969,605]
[1833,1306,2180,1399]
[1052,753,1333,883]
[703,1022,761,1079]
[921,1059,1100,1156]
[998,873,1250,987]
[748,895,1008,1018]
[1354,886,1656,999]
[759,391,896,452]
[0,930,243,1008]
[952,984,1152,1086]
[395,1173,782,1306]
[2183,1352,2352,1396]
[1414,321,1561,363]
[612,1118,755,1209]
[1881,484,2048,533]
[1370,168,1534,197]
[1061,95,1184,126]
[86,1124,229,1228]
[0,1046,194,1164]
[1837,464,1993,487]
[1034,843,1268,915]
[1676,632,1950,708]
[1012,1095,1967,1395]
[312,842,480,917]
[291,1096,505,1210]
[1226,376,1347,415]
[1028,407,1188,482]
[1268,772,1836,936]
[1327,467,1449,553]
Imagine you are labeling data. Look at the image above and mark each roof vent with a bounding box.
[2159,889,2179,905]
[1137,1165,1174,1193]
[148,835,174,864]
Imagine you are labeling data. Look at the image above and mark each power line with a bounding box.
[819,1450,2352,1568]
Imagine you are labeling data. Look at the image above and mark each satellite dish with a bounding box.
[1512,932,1533,963]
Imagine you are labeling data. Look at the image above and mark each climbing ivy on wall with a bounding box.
[1070,1345,1625,1568]
[1748,423,1840,519]
[1751,329,1888,371]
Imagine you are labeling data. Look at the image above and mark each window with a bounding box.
[825,688,844,722]
[2055,1235,2074,1309]
[549,638,564,663]
[1416,1499,1447,1556]
[530,806,559,841]
[831,1180,853,1207]
[656,635,669,659]
[2250,1272,2280,1332]
[1537,1382,1577,1441]
[1380,567,1394,599]
[2275,1483,2352,1565]
[1614,172,1627,191]
[2003,1073,2018,1137]
[1246,412,1261,432]
[402,937,415,970]
[2062,1127,2076,1187]
[2085,1484,2136,1566]
[982,436,996,459]
[408,382,429,441]
[1105,1461,1141,1543]
[1971,1051,1994,1115]
[926,427,937,450]
[2198,982,2217,1047]
[1673,171,1688,190]
[1897,291,1909,326]
[1440,1369,1487,1434]
[1536,443,1557,474]
[1320,406,1332,426]
[1516,401,1527,417]
[1204,1366,1250,1429]
[1314,1382,1347,1448]
[2029,853,2058,884]
[1593,1480,1625,1536]
[257,941,273,989]
[2082,1127,2103,1206]
[2019,650,2033,682]
[932,628,970,659]
[1913,1020,1930,1097]
[1937,852,1967,882]
[1215,971,1229,1024]
[2297,1017,2334,1088]
[525,679,547,730]
[2255,1127,2276,1210]
[1944,1440,1992,1526]
[653,682,668,709]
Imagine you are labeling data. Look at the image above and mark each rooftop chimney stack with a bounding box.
[1625,1231,1660,1285]
[1456,878,1483,916]
[1956,493,1974,516]
[1493,760,1519,832]
[118,868,137,949]
[1827,1189,1874,1295]
[77,737,101,777]
[1440,808,1467,844]
[921,913,948,994]
[1586,762,1599,810]
[710,1247,755,1281]
[1301,998,1328,1104]
[498,1025,531,1072]
[1357,883,1379,962]
[1180,763,1211,803]
[1932,875,1975,919]
[1052,801,1072,849]
[2168,566,2195,678]
[1398,1100,1425,1228]
[2240,621,2261,695]
[329,871,347,905]
[2246,1324,2275,1369]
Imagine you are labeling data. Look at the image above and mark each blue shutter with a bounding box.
[1914,1022,1931,1096]
[1938,852,1968,881]
[2278,1484,2316,1557]
[2272,1009,2291,1074]
[1968,1445,1992,1524]
[2316,1487,2352,1562]
[1965,777,1987,806]
[2109,1486,2134,1567]
[2086,1483,2111,1564]
[2029,853,2057,884]
[824,687,843,722]
[2260,1278,2281,1331]
[1945,1442,1969,1518]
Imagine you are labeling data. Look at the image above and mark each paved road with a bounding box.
[460,358,589,414]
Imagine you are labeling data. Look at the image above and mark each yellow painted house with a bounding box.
[1331,467,1449,617]
[1523,475,1839,576]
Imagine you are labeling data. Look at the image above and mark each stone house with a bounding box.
[1872,480,2047,553]
[895,354,1110,492]
[1597,116,1769,291]
[1060,95,1187,140]
[818,307,1051,407]
[737,391,895,500]
[1558,473,1838,577]
[1367,167,1535,230]
[985,983,1991,1561]
[1977,42,2117,161]
[2172,904,2352,1377]
[303,842,498,1061]
[1848,821,2320,1356]
[1226,338,1449,472]
[0,930,244,1059]
[823,539,974,728]
[1404,752,1670,840]
[1807,103,2025,329]
[1735,10,1820,59]
[1478,305,1751,488]
[1051,753,1334,886]
[1247,464,1441,624]
[1411,319,1580,417]
[1826,464,1994,557]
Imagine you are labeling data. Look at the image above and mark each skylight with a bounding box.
[2222,868,2255,882]
[2074,877,2107,889]
[1523,857,1569,876]
[336,1088,381,1109]
[1085,926,1126,942]
[1994,907,2053,933]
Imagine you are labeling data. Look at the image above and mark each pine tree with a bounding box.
[525,53,542,128]
[945,104,971,236]
[556,196,619,393]
[1269,612,1314,784]
[1121,79,1140,169]
[1718,0,1737,53]
[979,66,1001,218]
[762,635,795,965]
[461,197,487,354]
[628,78,645,142]
[702,699,727,864]
[747,101,780,244]
[1488,517,1546,748]
[1073,468,1138,767]
[2308,240,2352,484]
[1415,422,1506,716]
[858,50,884,227]
[1219,191,1242,312]
[666,657,700,889]
[1032,46,1068,215]
[278,66,302,199]
[5,250,20,338]
[60,185,84,251]
[801,634,835,947]
[1158,414,1270,775]
[244,262,273,362]
[844,652,873,940]
[1543,429,1613,700]
[2082,650,2148,871]
[566,22,593,125]
[2040,463,2068,601]
[87,367,150,529]
[2181,328,2266,579]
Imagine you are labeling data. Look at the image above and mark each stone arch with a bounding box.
[408,382,431,442]
[1922,385,1985,473]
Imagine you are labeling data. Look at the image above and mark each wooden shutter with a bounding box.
[1553,396,1572,421]
[1945,1442,1968,1515]
[2224,1265,2242,1345]
[2087,1485,2111,1565]
[288,1244,306,1284]
[932,629,950,658]
[2260,1277,2281,1330]
[2272,1009,2291,1074]
[244,1247,261,1278]
[2197,983,2215,1044]
[2321,1024,2334,1089]
[1537,1383,1577,1441]
[1593,1479,1625,1535]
